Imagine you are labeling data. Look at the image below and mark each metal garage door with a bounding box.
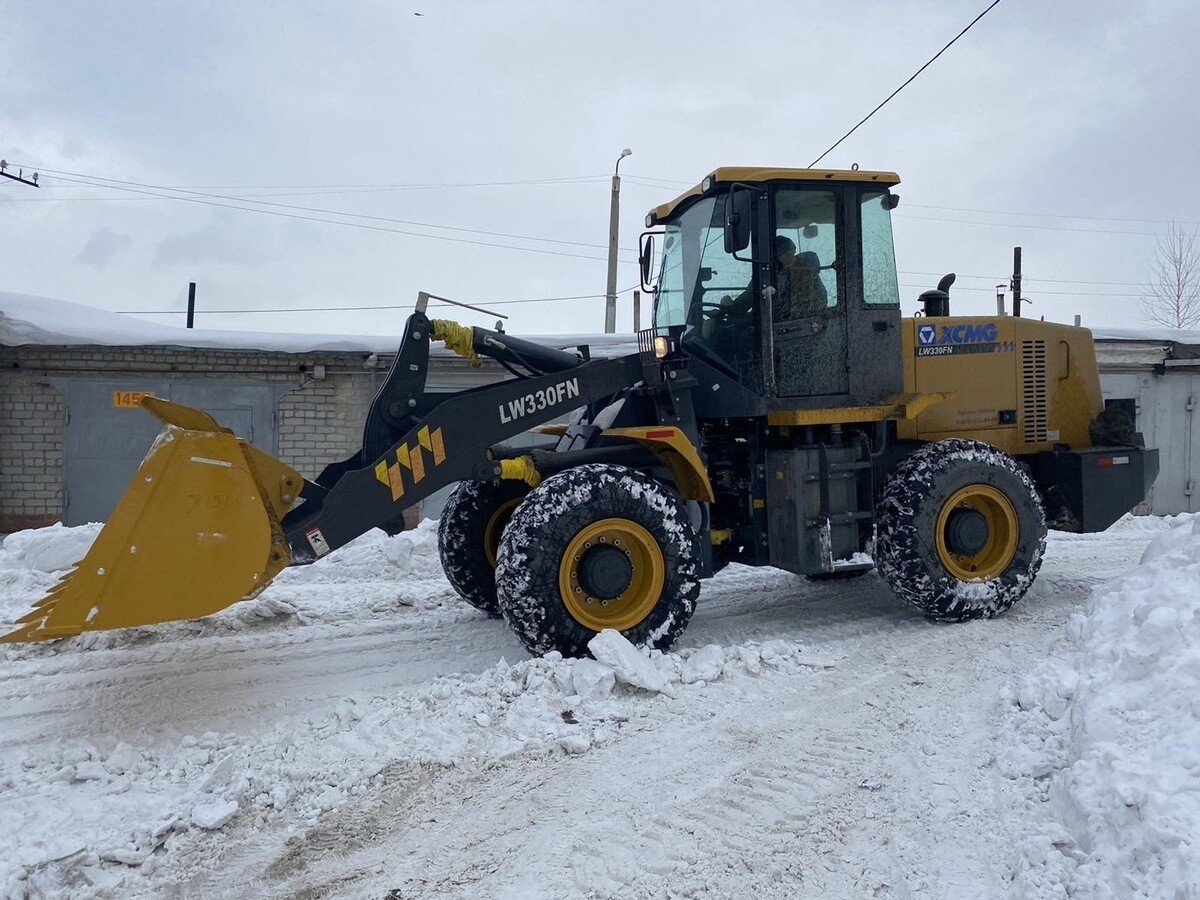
[55,379,278,526]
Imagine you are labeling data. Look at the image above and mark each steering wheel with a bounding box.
[699,300,747,328]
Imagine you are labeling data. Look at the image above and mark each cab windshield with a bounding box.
[652,195,755,376]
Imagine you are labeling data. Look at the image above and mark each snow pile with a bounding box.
[1004,513,1200,897]
[0,521,449,642]
[1,628,826,897]
[275,521,445,584]
[1,522,101,573]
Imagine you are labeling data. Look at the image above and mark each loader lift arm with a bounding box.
[282,309,645,563]
[2,308,645,643]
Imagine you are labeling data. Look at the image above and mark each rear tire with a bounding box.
[875,439,1046,622]
[438,479,529,617]
[495,464,700,658]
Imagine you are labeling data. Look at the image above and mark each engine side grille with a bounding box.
[1022,339,1048,444]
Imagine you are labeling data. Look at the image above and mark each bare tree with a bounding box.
[1141,221,1200,329]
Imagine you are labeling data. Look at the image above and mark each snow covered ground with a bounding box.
[1,515,1196,899]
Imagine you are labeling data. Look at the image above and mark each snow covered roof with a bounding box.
[0,291,638,357]
[13,290,1194,362]
[1092,325,1200,345]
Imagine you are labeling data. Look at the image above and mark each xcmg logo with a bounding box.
[915,321,1012,357]
[917,323,998,345]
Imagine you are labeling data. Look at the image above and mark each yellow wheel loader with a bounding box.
[4,167,1159,657]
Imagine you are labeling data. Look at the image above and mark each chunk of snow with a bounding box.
[587,630,668,694]
[73,761,107,782]
[558,734,591,754]
[199,754,236,793]
[681,645,725,684]
[191,799,239,831]
[571,658,616,699]
[103,741,139,776]
[1,522,101,572]
[101,847,150,867]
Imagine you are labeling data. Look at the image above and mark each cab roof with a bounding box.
[648,166,901,224]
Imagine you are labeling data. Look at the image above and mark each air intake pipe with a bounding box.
[919,273,956,317]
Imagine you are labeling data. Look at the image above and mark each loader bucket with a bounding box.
[2,398,303,642]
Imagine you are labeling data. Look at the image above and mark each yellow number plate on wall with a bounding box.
[112,391,155,409]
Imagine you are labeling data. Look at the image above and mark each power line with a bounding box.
[896,212,1160,237]
[0,174,614,202]
[28,167,641,255]
[906,203,1198,228]
[899,270,1146,287]
[809,0,1004,167]
[113,285,641,316]
[21,169,640,262]
[899,283,1140,298]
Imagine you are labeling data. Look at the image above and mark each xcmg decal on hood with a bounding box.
[915,322,1015,357]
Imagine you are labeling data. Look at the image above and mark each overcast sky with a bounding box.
[3,0,1198,338]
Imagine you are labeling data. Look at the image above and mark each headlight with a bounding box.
[654,336,669,359]
[701,175,714,192]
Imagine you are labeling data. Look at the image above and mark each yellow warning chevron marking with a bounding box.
[431,427,446,465]
[411,445,425,483]
[387,462,404,501]
[375,460,389,486]
[418,426,432,452]
[396,443,411,470]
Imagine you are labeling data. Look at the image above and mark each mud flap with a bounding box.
[2,399,302,642]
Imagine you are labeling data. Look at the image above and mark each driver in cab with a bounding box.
[720,235,828,322]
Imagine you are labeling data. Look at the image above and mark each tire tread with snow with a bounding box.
[495,464,700,658]
[875,439,1046,621]
[438,479,529,616]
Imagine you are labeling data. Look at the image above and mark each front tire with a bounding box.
[495,464,700,658]
[438,479,529,616]
[875,440,1046,621]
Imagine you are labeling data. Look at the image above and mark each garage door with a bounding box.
[55,379,278,526]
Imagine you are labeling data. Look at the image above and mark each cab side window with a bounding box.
[860,191,901,307]
[772,188,840,320]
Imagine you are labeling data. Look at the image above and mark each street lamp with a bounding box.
[605,148,632,333]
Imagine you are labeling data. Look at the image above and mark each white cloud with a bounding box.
[76,227,133,269]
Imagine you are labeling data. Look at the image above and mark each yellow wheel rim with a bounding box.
[934,484,1019,581]
[558,518,665,632]
[483,497,523,570]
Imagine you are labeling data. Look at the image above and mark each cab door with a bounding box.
[770,185,849,399]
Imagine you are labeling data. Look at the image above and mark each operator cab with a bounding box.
[643,167,904,407]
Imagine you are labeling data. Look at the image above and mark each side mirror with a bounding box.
[639,232,656,292]
[882,193,900,210]
[723,187,752,254]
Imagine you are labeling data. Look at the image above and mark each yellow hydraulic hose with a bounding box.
[499,456,542,487]
[431,319,481,366]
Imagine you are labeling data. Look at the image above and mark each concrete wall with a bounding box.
[1096,340,1198,516]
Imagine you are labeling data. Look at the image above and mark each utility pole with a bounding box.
[0,159,39,188]
[605,148,632,333]
[632,290,641,333]
[186,282,196,328]
[1011,246,1023,318]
